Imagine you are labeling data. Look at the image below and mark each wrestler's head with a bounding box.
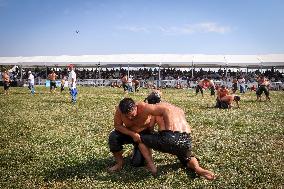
[234,95,241,102]
[221,85,226,89]
[144,91,161,104]
[119,98,137,120]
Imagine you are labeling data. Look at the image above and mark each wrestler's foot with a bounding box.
[108,163,123,172]
[145,163,157,176]
[199,170,216,180]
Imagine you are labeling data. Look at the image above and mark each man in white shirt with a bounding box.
[28,71,35,95]
[68,65,77,103]
[238,76,246,93]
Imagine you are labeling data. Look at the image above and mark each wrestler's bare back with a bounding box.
[151,102,191,133]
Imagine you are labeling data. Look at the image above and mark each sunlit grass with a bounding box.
[0,87,283,188]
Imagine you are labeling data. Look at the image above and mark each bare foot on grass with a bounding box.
[200,170,216,180]
[108,163,123,172]
[145,163,157,176]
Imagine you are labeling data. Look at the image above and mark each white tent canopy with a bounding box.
[0,54,284,68]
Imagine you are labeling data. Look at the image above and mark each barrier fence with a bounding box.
[11,79,283,91]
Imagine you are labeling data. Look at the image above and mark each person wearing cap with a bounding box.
[28,71,35,95]
[68,65,77,103]
[2,70,10,95]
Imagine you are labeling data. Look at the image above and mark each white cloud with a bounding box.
[158,22,231,35]
[117,22,231,35]
[117,26,149,33]
[197,22,231,34]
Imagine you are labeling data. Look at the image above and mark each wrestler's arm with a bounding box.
[144,103,173,130]
[217,90,221,100]
[148,116,157,132]
[114,108,141,142]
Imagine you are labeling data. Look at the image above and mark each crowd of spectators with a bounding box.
[1,66,284,86]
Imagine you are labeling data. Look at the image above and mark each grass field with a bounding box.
[0,87,283,189]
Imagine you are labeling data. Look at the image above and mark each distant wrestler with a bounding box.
[121,74,128,93]
[219,95,240,109]
[232,78,238,94]
[144,90,162,104]
[256,75,270,101]
[132,78,140,92]
[208,79,216,96]
[48,70,58,93]
[196,79,209,97]
[215,85,230,109]
[2,70,10,95]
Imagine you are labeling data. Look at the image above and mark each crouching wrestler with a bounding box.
[216,95,240,109]
[133,99,215,180]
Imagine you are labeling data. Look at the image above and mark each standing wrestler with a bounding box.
[256,75,270,101]
[196,78,209,97]
[60,75,66,93]
[132,78,140,92]
[48,70,58,93]
[128,99,215,180]
[208,78,216,96]
[232,78,238,94]
[2,70,10,95]
[121,74,128,93]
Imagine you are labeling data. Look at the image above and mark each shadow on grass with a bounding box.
[43,157,152,183]
[44,157,197,183]
[157,162,198,179]
[41,98,70,104]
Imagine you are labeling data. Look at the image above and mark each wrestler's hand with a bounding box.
[132,133,141,143]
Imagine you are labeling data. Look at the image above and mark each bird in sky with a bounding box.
[75,30,79,34]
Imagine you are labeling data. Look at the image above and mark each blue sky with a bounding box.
[0,0,283,56]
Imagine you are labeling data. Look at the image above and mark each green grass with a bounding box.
[0,87,283,189]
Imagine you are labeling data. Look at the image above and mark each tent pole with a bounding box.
[20,65,23,81]
[127,64,130,78]
[191,61,194,79]
[225,66,228,77]
[46,66,48,79]
[158,63,161,88]
[98,62,101,79]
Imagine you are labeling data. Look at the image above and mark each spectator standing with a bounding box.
[68,65,77,103]
[28,71,35,95]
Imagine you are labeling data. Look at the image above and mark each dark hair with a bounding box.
[119,98,136,114]
[234,96,241,101]
[144,92,161,104]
